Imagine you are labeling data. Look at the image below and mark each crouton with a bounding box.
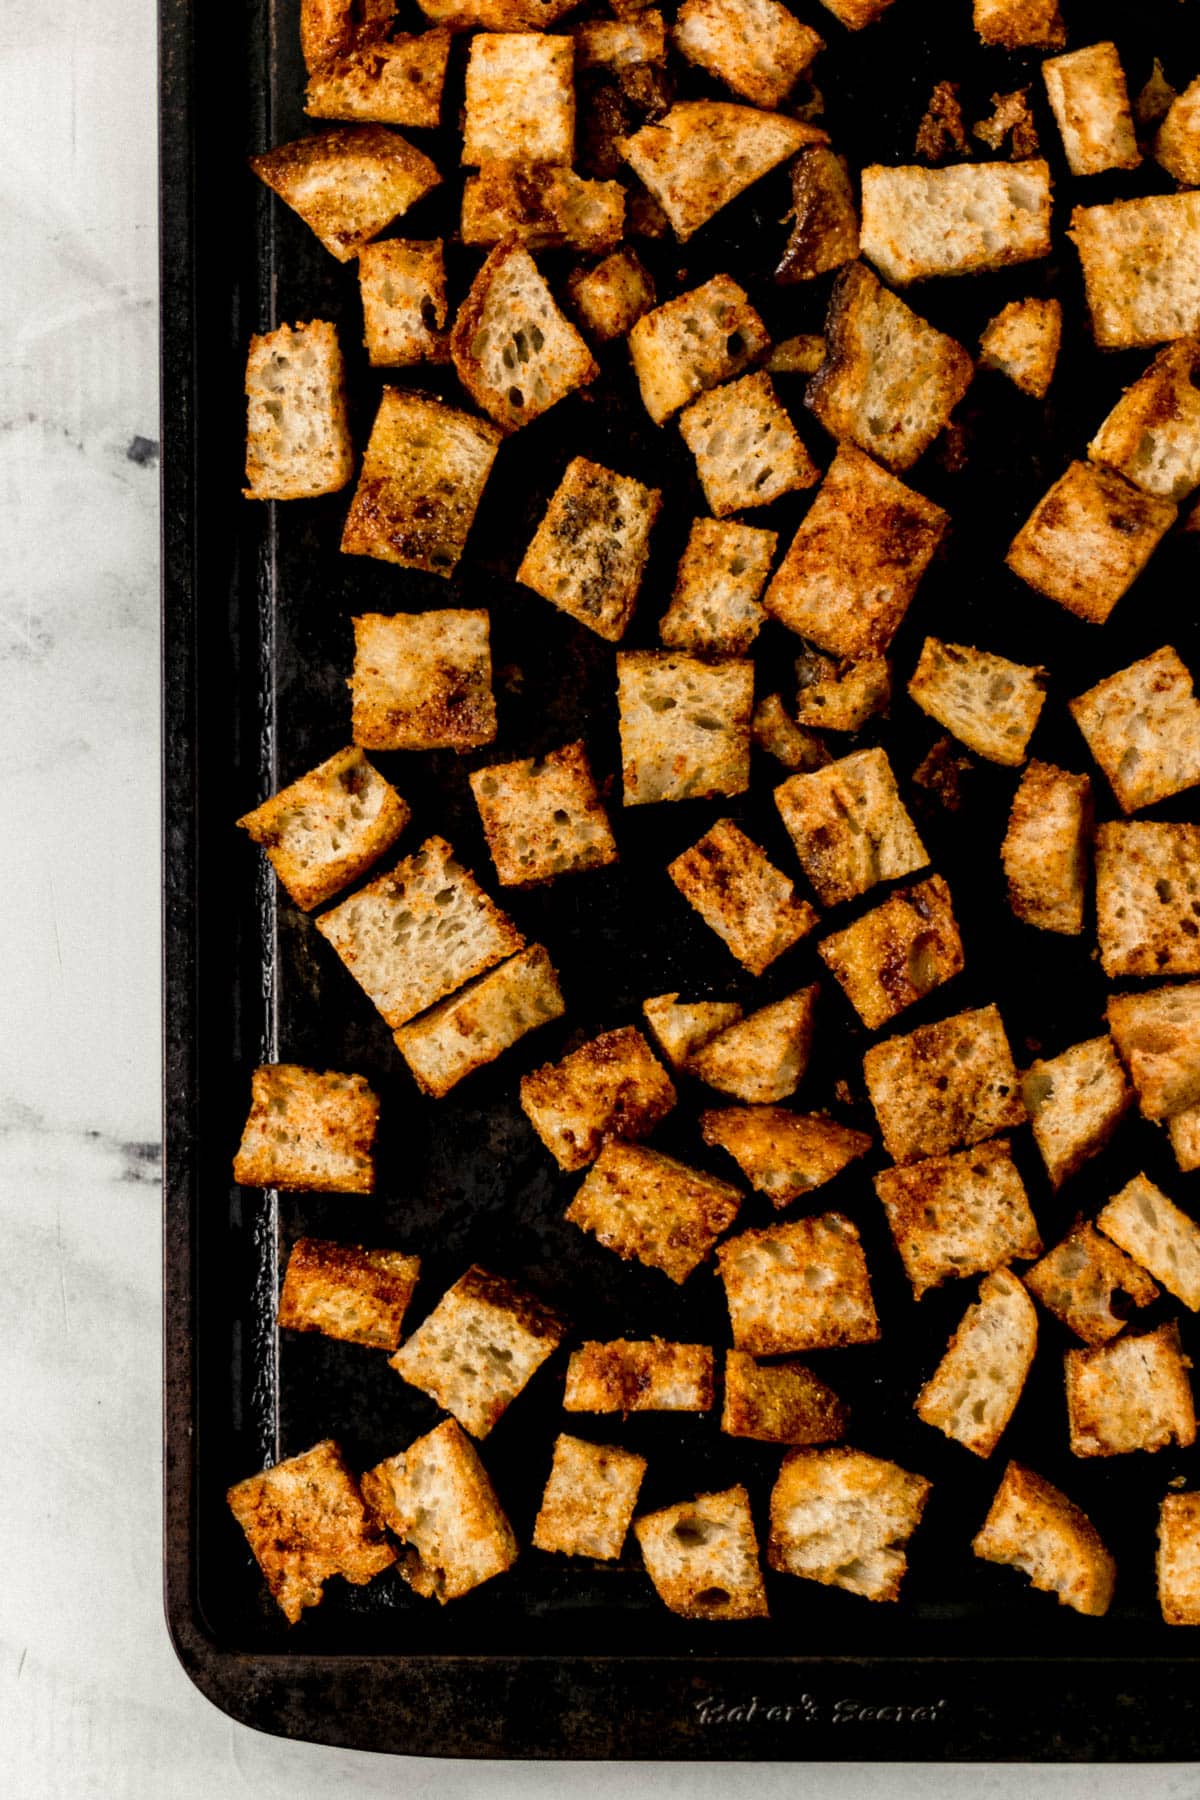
[340,388,499,576]
[717,1212,879,1353]
[521,1026,675,1170]
[392,945,565,1097]
[517,458,661,642]
[315,836,523,1030]
[300,0,395,74]
[357,239,446,368]
[1155,77,1200,187]
[659,518,777,656]
[462,163,625,254]
[532,1435,647,1559]
[915,81,969,165]
[390,1266,565,1437]
[1006,461,1177,625]
[794,652,891,732]
[818,875,963,1031]
[701,1106,871,1207]
[1042,43,1140,178]
[635,1485,768,1619]
[243,320,353,501]
[668,819,818,976]
[642,993,742,1068]
[1001,761,1091,938]
[278,1237,420,1349]
[672,0,822,109]
[678,372,819,516]
[1088,338,1200,504]
[470,741,617,887]
[418,0,580,22]
[776,148,859,283]
[805,263,974,472]
[1170,1102,1200,1173]
[765,447,947,659]
[1066,1321,1196,1457]
[233,1064,379,1194]
[1070,194,1200,350]
[361,1419,517,1601]
[979,297,1061,399]
[775,747,928,909]
[566,247,655,341]
[462,33,574,166]
[227,1440,395,1625]
[1158,1492,1200,1624]
[626,275,769,428]
[864,1006,1027,1168]
[565,1141,743,1283]
[689,987,818,1104]
[768,1446,929,1603]
[1137,58,1178,128]
[769,334,828,375]
[617,651,753,805]
[1022,1036,1132,1190]
[1107,982,1200,1122]
[349,609,495,751]
[620,100,826,241]
[565,1339,714,1411]
[972,0,1064,51]
[1098,1174,1200,1312]
[237,746,409,911]
[916,1269,1037,1457]
[814,0,896,27]
[722,1349,849,1443]
[874,1137,1039,1298]
[972,87,1039,159]
[1096,823,1200,979]
[972,1462,1114,1616]
[1070,648,1200,814]
[1026,1220,1158,1346]
[911,735,976,814]
[250,125,441,262]
[450,244,598,435]
[908,639,1048,768]
[305,29,451,129]
[860,161,1052,285]
[752,695,830,772]
[575,12,666,67]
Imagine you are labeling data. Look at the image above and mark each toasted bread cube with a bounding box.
[794,652,890,733]
[765,446,947,658]
[227,1440,395,1624]
[908,639,1047,769]
[1170,1101,1200,1173]
[532,1434,647,1559]
[1158,1492,1200,1624]
[566,247,655,342]
[361,1419,517,1601]
[1096,822,1200,979]
[701,1106,871,1208]
[1070,194,1200,350]
[278,1238,420,1350]
[1108,982,1200,1122]
[1156,77,1200,187]
[418,0,581,22]
[300,0,395,73]
[979,297,1062,399]
[865,1007,1027,1168]
[243,320,353,501]
[628,276,770,427]
[673,0,821,109]
[564,1338,714,1412]
[358,239,447,367]
[642,992,742,1068]
[776,147,859,283]
[349,609,495,752]
[972,1462,1114,1616]
[470,741,617,887]
[233,1064,379,1194]
[969,87,1039,159]
[679,373,819,517]
[1098,1174,1200,1312]
[237,746,409,912]
[305,29,451,129]
[450,243,597,435]
[753,695,830,773]
[815,0,895,26]
[462,33,574,166]
[520,1026,676,1170]
[393,945,565,1097]
[668,819,818,976]
[973,0,1064,50]
[621,100,825,241]
[1006,461,1177,625]
[775,747,928,909]
[341,388,499,576]
[636,1485,768,1619]
[722,1350,848,1444]
[1001,761,1092,937]
[805,264,974,472]
[769,334,829,375]
[462,163,625,254]
[659,517,776,656]
[916,1269,1037,1458]
[575,13,667,66]
[717,1212,879,1354]
[1043,42,1139,179]
[617,651,753,805]
[1066,1322,1196,1457]
[1022,1036,1132,1189]
[1089,338,1200,504]
[250,125,441,262]
[390,1266,565,1437]
[517,458,661,642]
[566,1141,743,1283]
[768,1446,929,1603]
[874,1138,1040,1298]
[818,875,963,1031]
[860,161,1052,286]
[1026,1220,1158,1346]
[690,987,818,1104]
[316,836,523,1030]
[1071,648,1200,814]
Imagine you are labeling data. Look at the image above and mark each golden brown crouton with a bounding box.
[250,125,441,262]
[566,247,655,341]
[814,0,895,26]
[768,1446,929,1603]
[243,320,353,501]
[418,0,580,21]
[678,373,819,517]
[1006,461,1177,625]
[668,819,818,976]
[300,0,394,74]
[450,243,598,435]
[470,741,617,887]
[1021,1036,1132,1189]
[1170,1102,1200,1172]
[392,945,564,1097]
[1070,648,1200,814]
[659,517,777,656]
[1155,77,1200,187]
[776,147,859,284]
[860,161,1052,285]
[278,1237,420,1349]
[627,275,770,426]
[462,32,575,166]
[864,1008,1026,1168]
[689,987,818,1104]
[361,1419,517,1602]
[1066,1322,1196,1457]
[1042,42,1140,176]
[617,651,754,805]
[635,1486,769,1619]
[972,1462,1114,1615]
[237,746,409,912]
[349,609,495,752]
[915,1269,1037,1457]
[701,1106,871,1207]
[972,0,1064,50]
[620,100,825,241]
[564,1338,714,1411]
[722,1350,848,1444]
[915,80,969,165]
[1001,761,1092,937]
[971,87,1040,159]
[775,746,928,908]
[1098,1174,1200,1312]
[672,0,822,109]
[1069,194,1200,350]
[794,652,891,732]
[908,639,1047,768]
[532,1435,647,1559]
[233,1064,379,1194]
[357,239,447,367]
[717,1212,879,1354]
[642,993,742,1068]
[575,13,666,67]
[462,163,625,254]
[769,334,829,375]
[305,29,451,129]
[566,1141,743,1283]
[752,695,831,773]
[1096,822,1200,979]
[818,875,963,1031]
[1026,1220,1158,1346]
[874,1138,1040,1298]
[1088,338,1200,504]
[1107,982,1200,1122]
[517,458,661,641]
[1158,1492,1200,1624]
[520,1026,676,1170]
[979,297,1061,399]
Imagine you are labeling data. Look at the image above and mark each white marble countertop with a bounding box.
[2,0,1198,1792]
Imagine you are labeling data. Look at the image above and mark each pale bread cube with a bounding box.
[462,33,574,166]
[768,1447,930,1603]
[564,1338,714,1412]
[389,1266,565,1438]
[470,741,617,887]
[1170,1102,1200,1173]
[752,695,830,773]
[1158,1492,1200,1624]
[392,945,565,1098]
[874,1138,1040,1298]
[361,1419,517,1601]
[860,161,1052,285]
[305,29,451,129]
[1155,77,1200,187]
[717,1212,879,1354]
[243,320,353,500]
[642,993,742,1069]
[520,1025,676,1170]
[566,248,655,342]
[794,652,891,732]
[915,1269,1037,1458]
[517,458,661,642]
[979,297,1062,399]
[1089,338,1200,504]
[659,517,777,656]
[233,1064,379,1194]
[908,639,1047,768]
[532,1434,647,1559]
[1098,1174,1200,1312]
[972,1462,1114,1616]
[678,372,819,517]
[1026,1221,1158,1346]
[620,100,825,241]
[627,275,770,426]
[1001,761,1092,937]
[775,747,927,908]
[635,1486,768,1619]
[1107,982,1200,1121]
[1066,1322,1196,1457]
[575,13,666,67]
[721,1350,848,1444]
[701,1106,871,1208]
[237,746,409,912]
[1070,194,1200,349]
[350,609,495,751]
[973,0,1064,50]
[278,1238,420,1350]
[617,651,753,805]
[672,0,822,109]
[450,243,598,435]
[668,819,818,976]
[1042,43,1140,177]
[864,1006,1027,1167]
[814,0,895,26]
[250,124,441,262]
[565,1141,743,1284]
[776,147,858,283]
[1070,648,1200,814]
[1021,1036,1132,1189]
[1006,460,1177,625]
[462,163,625,254]
[300,0,394,73]
[818,874,963,1031]
[358,239,447,367]
[1096,822,1200,978]
[689,987,818,1104]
